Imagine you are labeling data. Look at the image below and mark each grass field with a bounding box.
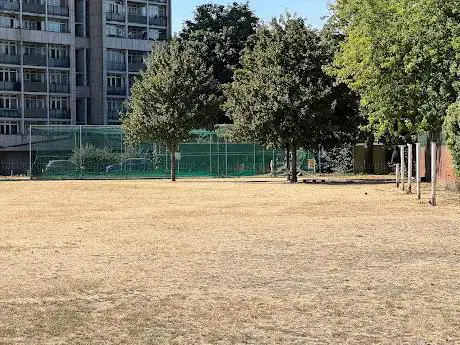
[1,179,459,344]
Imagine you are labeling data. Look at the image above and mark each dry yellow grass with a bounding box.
[0,178,459,344]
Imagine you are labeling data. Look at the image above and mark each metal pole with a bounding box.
[407,144,413,193]
[396,163,400,188]
[79,125,82,178]
[217,136,220,177]
[253,143,256,175]
[209,134,212,176]
[262,146,265,175]
[29,125,32,179]
[400,145,405,190]
[431,142,437,206]
[225,139,228,176]
[416,143,421,200]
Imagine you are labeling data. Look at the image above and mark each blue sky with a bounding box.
[172,0,332,34]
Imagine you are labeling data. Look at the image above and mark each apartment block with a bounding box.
[0,0,171,173]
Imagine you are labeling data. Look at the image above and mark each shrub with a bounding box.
[70,144,121,173]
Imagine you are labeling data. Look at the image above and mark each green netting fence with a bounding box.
[30,126,316,180]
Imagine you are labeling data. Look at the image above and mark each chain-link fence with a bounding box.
[30,126,316,180]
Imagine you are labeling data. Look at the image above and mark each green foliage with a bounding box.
[330,0,460,139]
[225,16,359,152]
[70,144,119,172]
[445,102,460,176]
[179,2,259,123]
[122,39,219,150]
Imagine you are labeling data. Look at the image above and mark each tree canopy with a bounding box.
[330,0,460,139]
[179,2,259,124]
[225,16,358,182]
[122,39,219,181]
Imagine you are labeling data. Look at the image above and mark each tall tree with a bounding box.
[122,40,219,181]
[180,2,259,124]
[330,0,459,140]
[225,16,344,183]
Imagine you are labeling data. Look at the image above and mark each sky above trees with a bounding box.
[172,0,332,33]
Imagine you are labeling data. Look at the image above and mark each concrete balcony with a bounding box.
[128,61,144,72]
[106,12,125,22]
[107,87,126,96]
[22,2,46,14]
[24,81,47,93]
[128,14,147,25]
[49,57,70,68]
[0,109,20,118]
[47,5,69,17]
[149,16,167,27]
[107,61,126,71]
[23,54,47,66]
[0,0,20,12]
[50,109,70,120]
[107,110,122,123]
[0,54,20,65]
[49,83,70,93]
[0,81,21,91]
[24,108,47,119]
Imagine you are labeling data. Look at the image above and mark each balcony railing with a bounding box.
[0,0,20,11]
[22,2,46,14]
[149,16,167,27]
[24,81,47,92]
[49,57,70,67]
[106,12,125,22]
[47,5,69,16]
[24,108,47,119]
[50,109,70,119]
[23,54,47,66]
[107,61,126,71]
[128,14,147,25]
[0,81,21,91]
[0,109,20,118]
[0,54,20,65]
[107,87,126,96]
[49,83,70,93]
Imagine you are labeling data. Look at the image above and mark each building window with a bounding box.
[106,1,125,14]
[148,5,166,17]
[47,19,68,33]
[23,43,46,56]
[149,29,166,41]
[49,70,69,84]
[0,40,17,55]
[0,14,18,28]
[49,45,68,59]
[0,69,18,82]
[24,70,46,82]
[23,18,44,31]
[107,49,125,62]
[25,96,45,109]
[107,74,125,88]
[0,95,19,109]
[0,121,19,135]
[50,96,68,110]
[106,24,125,38]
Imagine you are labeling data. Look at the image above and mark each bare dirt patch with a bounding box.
[0,179,459,344]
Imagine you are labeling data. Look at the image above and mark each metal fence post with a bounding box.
[431,142,437,206]
[407,144,413,193]
[400,145,405,190]
[29,125,32,179]
[225,138,228,176]
[79,125,82,178]
[416,143,421,200]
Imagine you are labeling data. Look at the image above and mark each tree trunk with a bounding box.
[286,145,291,181]
[363,134,375,174]
[290,144,297,183]
[170,146,176,182]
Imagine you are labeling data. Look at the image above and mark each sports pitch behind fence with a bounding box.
[30,126,315,180]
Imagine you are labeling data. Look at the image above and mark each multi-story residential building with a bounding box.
[0,0,171,173]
